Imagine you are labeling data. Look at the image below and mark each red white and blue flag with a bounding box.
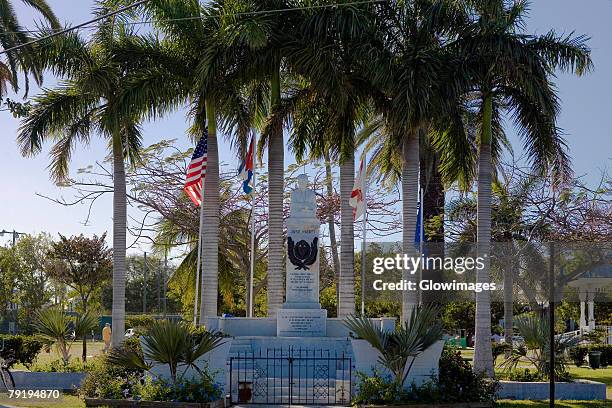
[238,136,255,194]
[350,157,366,220]
[184,131,208,206]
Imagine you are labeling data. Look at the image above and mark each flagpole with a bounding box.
[248,134,257,318]
[360,155,368,316]
[193,182,205,326]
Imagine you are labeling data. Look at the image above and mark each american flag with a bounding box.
[184,131,208,206]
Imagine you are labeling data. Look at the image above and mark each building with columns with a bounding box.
[568,263,612,332]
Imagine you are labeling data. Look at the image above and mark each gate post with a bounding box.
[229,357,233,404]
[288,356,294,406]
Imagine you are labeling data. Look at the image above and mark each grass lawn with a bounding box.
[460,348,612,400]
[0,393,84,408]
[497,401,609,407]
[13,341,105,371]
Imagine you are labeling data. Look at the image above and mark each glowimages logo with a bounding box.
[370,254,497,293]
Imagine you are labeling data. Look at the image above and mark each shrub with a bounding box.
[0,334,44,369]
[125,315,156,331]
[588,344,612,367]
[353,370,406,405]
[568,345,612,368]
[137,374,222,403]
[353,347,498,405]
[568,346,588,367]
[433,347,498,402]
[80,339,144,399]
[507,368,544,382]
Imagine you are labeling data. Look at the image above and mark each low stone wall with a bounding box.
[498,379,606,400]
[361,403,492,408]
[204,316,396,337]
[85,398,224,407]
[12,371,85,391]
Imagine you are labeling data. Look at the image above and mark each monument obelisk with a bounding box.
[277,174,327,336]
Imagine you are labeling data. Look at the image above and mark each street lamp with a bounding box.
[0,229,25,246]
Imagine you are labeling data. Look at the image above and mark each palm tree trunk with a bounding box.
[267,67,284,317]
[111,130,127,347]
[199,99,219,322]
[473,94,494,376]
[81,298,87,362]
[503,264,513,355]
[324,151,341,310]
[338,153,355,317]
[420,155,445,304]
[503,244,517,357]
[401,130,420,322]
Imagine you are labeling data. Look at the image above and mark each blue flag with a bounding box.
[414,202,427,253]
[238,136,254,194]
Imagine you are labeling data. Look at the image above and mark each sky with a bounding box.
[0,0,611,250]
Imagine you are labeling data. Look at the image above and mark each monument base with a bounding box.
[276,308,327,337]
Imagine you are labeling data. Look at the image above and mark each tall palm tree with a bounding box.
[17,17,146,346]
[219,0,371,317]
[110,0,266,322]
[359,0,471,321]
[0,0,60,97]
[226,1,305,317]
[455,0,592,376]
[287,1,381,317]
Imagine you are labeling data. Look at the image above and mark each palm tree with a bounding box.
[357,0,472,321]
[499,314,580,380]
[287,1,382,316]
[0,0,60,97]
[110,0,267,322]
[455,0,592,376]
[108,320,224,384]
[34,308,98,366]
[17,16,148,346]
[225,1,305,318]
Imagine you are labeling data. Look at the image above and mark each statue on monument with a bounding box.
[290,173,317,218]
[288,174,318,271]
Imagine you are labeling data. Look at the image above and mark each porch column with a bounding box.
[587,291,596,330]
[579,291,587,330]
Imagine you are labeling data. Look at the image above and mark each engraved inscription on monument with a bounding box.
[277,308,327,337]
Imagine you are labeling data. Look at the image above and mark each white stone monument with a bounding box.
[277,174,327,336]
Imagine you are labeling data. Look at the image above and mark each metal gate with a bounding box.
[229,348,352,406]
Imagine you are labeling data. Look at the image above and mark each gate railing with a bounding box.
[229,347,352,406]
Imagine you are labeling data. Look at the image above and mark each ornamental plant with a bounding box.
[107,320,224,386]
[499,315,579,380]
[344,305,443,387]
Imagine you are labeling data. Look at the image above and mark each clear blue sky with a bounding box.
[1,0,610,249]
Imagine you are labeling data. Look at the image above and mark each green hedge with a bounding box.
[569,344,612,367]
[587,344,612,367]
[0,334,45,369]
[125,315,156,331]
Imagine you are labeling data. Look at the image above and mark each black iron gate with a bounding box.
[229,348,352,406]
